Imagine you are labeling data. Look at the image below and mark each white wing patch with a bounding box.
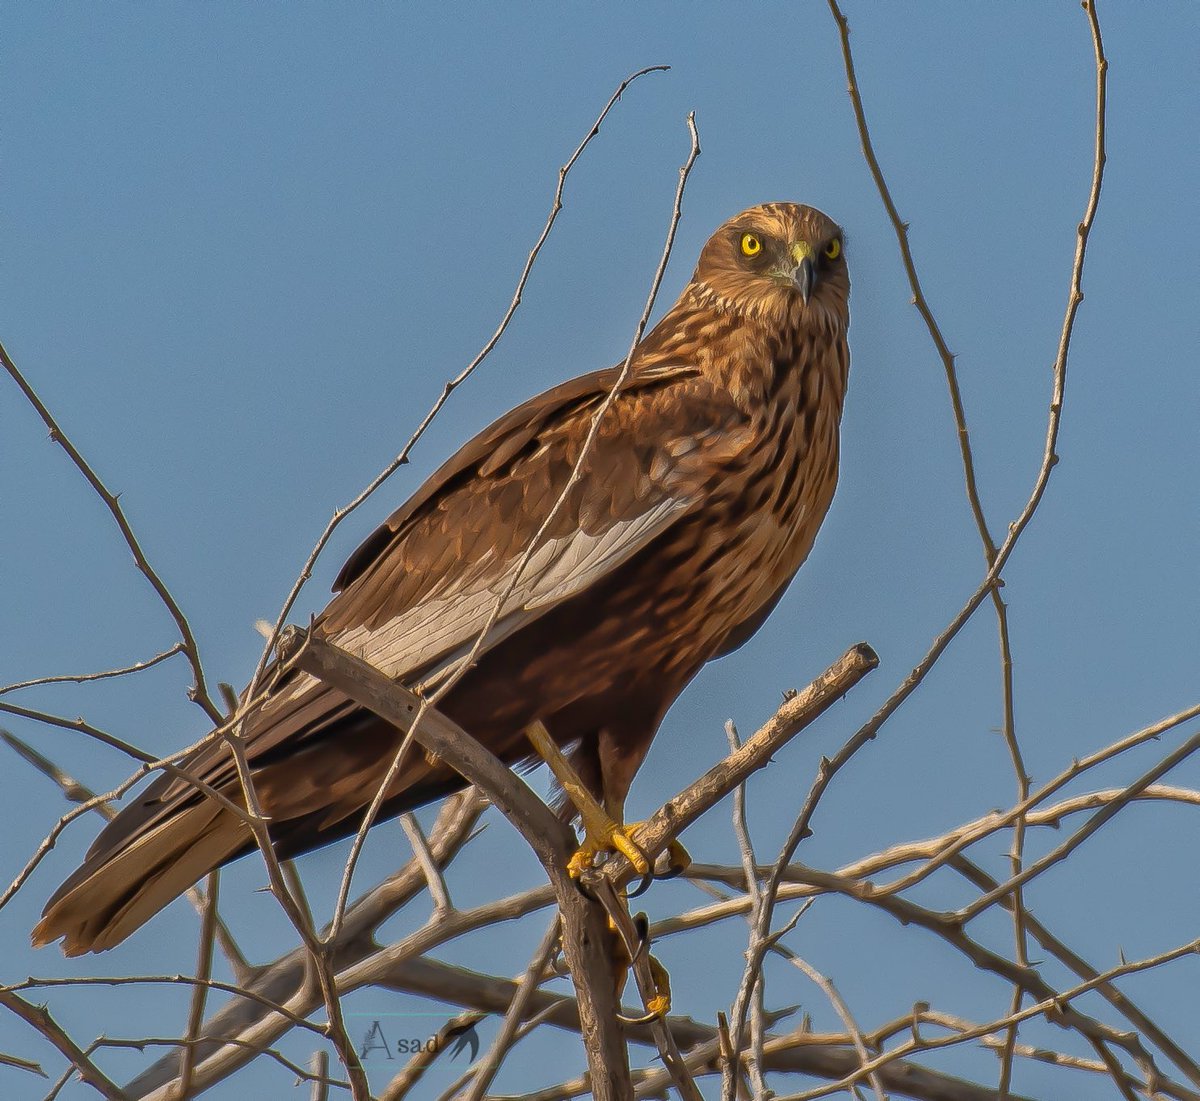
[326,494,692,691]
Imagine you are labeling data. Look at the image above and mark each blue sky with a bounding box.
[2,4,1198,1098]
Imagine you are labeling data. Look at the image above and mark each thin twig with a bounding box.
[0,991,126,1101]
[399,813,453,915]
[723,719,768,1101]
[780,953,884,1101]
[822,4,1037,1092]
[0,340,221,723]
[174,871,221,1099]
[455,917,561,1101]
[0,644,186,697]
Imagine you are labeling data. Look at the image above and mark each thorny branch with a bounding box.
[823,0,1035,1089]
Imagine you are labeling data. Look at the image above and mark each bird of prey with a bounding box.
[34,202,851,956]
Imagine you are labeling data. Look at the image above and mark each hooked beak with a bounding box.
[790,241,817,305]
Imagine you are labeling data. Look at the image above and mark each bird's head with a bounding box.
[690,202,849,333]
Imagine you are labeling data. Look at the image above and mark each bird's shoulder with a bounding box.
[331,360,749,595]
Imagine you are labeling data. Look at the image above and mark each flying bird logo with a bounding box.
[443,1020,480,1063]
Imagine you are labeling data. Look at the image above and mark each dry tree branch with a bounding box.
[454,917,560,1101]
[124,790,487,1097]
[398,813,453,916]
[1,976,331,1042]
[278,630,874,1097]
[723,0,1112,1077]
[0,644,186,698]
[85,1037,351,1096]
[583,873,705,1101]
[376,956,1040,1101]
[0,1049,45,1079]
[309,1050,331,1101]
[822,1,1038,1089]
[0,340,222,724]
[0,991,125,1101]
[277,625,634,1099]
[595,645,879,882]
[778,951,884,1101]
[174,871,220,1098]
[724,719,768,1100]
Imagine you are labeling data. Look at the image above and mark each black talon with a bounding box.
[616,1006,663,1027]
[620,835,655,898]
[631,911,650,962]
[626,865,655,898]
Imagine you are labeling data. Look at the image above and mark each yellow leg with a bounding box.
[644,952,672,1018]
[609,795,692,882]
[525,721,650,877]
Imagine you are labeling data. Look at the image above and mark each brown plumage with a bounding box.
[34,202,851,955]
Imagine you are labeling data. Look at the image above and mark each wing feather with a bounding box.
[77,360,745,861]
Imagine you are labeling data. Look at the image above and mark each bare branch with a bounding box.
[0,991,126,1101]
[456,917,560,1101]
[0,340,222,723]
[175,871,221,1098]
[0,644,186,698]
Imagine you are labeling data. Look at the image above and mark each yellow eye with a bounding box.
[824,238,842,261]
[740,233,762,257]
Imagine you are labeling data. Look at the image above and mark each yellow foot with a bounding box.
[525,721,653,878]
[646,953,672,1018]
[567,819,651,879]
[523,721,688,882]
[618,952,673,1025]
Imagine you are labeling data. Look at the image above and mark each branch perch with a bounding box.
[277,627,875,1093]
[277,625,634,1100]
